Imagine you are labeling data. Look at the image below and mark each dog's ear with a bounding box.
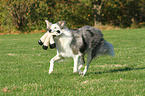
[57,21,65,28]
[45,20,51,29]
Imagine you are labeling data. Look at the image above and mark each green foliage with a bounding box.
[0,28,145,95]
[0,0,145,33]
[53,2,94,28]
[101,0,143,27]
[1,0,50,32]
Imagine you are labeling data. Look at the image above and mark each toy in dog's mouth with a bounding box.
[38,32,58,50]
[38,37,56,50]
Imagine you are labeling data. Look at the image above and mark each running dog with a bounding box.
[38,20,115,76]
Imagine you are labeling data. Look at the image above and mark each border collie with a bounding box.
[38,20,115,76]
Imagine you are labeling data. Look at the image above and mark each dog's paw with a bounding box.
[79,72,83,75]
[80,75,85,77]
[78,70,83,75]
[80,73,86,77]
[49,70,53,74]
[73,71,77,73]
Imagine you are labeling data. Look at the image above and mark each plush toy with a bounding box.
[38,32,56,50]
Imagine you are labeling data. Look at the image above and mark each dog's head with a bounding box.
[45,20,65,35]
[38,20,66,50]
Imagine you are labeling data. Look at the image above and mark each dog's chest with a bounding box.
[55,35,74,57]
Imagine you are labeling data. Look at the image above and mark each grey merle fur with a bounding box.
[69,26,106,58]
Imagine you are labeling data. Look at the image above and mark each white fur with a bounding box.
[48,28,82,74]
[55,29,74,57]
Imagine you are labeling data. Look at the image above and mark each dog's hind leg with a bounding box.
[82,51,93,76]
[78,56,85,74]
[49,54,62,74]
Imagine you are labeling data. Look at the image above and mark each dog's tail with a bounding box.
[103,41,115,57]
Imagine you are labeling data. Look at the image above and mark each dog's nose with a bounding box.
[57,30,60,33]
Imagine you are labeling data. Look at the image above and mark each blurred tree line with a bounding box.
[0,0,145,33]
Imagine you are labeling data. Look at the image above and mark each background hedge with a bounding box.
[1,0,145,33]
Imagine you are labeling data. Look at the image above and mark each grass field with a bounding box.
[0,28,145,96]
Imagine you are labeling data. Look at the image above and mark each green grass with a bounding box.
[0,28,145,96]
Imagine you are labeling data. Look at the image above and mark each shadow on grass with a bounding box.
[48,67,145,77]
[92,67,145,75]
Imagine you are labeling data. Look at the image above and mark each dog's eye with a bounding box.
[49,29,52,32]
[57,30,60,33]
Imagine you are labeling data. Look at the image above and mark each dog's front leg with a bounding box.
[73,55,81,73]
[49,55,62,74]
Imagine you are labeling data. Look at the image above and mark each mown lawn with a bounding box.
[0,28,145,96]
